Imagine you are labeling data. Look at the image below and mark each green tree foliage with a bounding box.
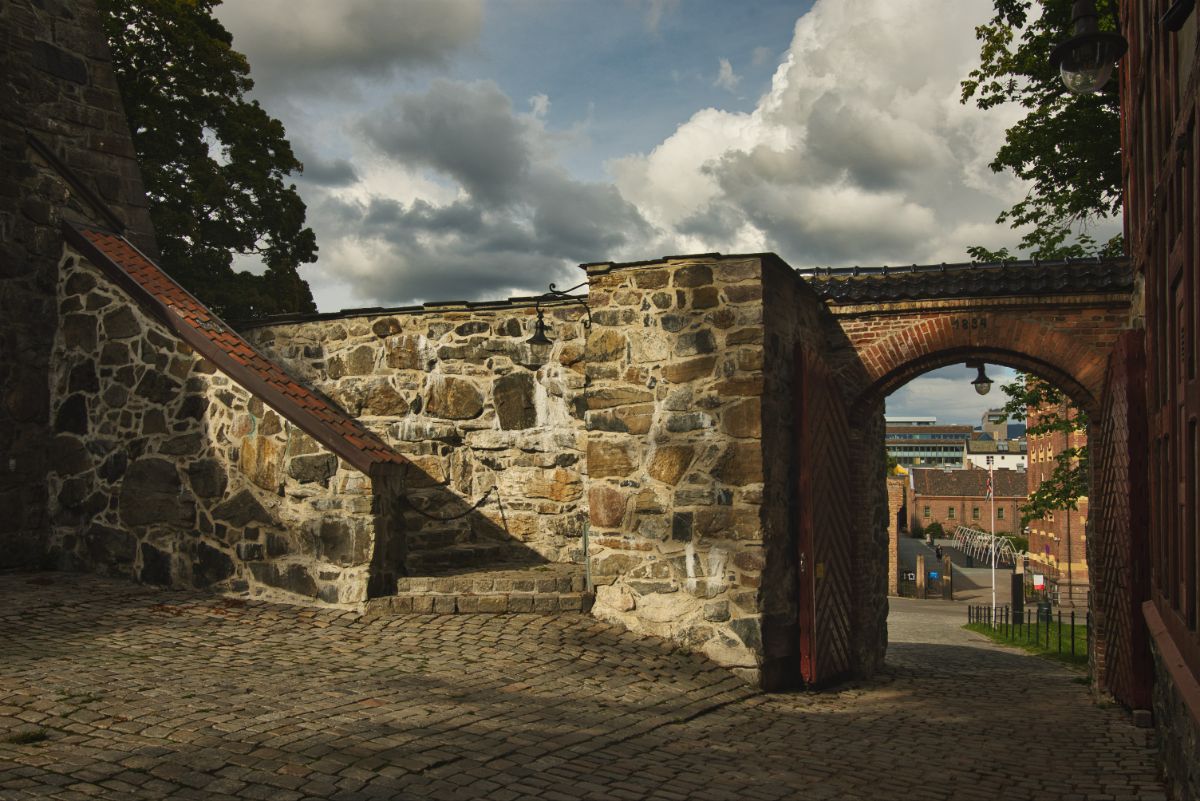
[999,372,1088,525]
[99,0,317,321]
[961,0,1124,259]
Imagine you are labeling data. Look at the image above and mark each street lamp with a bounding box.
[1050,0,1128,94]
[526,281,591,347]
[968,362,993,396]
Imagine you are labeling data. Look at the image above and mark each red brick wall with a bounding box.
[910,493,1022,536]
[1025,405,1089,583]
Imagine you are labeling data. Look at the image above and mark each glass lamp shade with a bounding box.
[971,363,992,396]
[527,310,552,346]
[1051,31,1127,94]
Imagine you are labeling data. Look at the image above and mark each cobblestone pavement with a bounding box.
[0,574,1165,801]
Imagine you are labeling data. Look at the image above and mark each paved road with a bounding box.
[0,573,1165,800]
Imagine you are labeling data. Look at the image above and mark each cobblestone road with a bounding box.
[0,574,1165,801]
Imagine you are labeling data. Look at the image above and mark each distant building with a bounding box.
[980,408,1008,442]
[909,467,1026,536]
[965,437,1027,471]
[885,424,973,469]
[1025,403,1088,606]
[884,415,938,427]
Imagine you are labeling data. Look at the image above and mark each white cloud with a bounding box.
[714,58,741,91]
[216,0,483,96]
[611,0,1027,268]
[886,365,1019,425]
[529,93,551,119]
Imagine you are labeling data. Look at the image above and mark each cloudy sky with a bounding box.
[215,0,1033,423]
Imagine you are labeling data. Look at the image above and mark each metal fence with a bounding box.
[967,604,1090,660]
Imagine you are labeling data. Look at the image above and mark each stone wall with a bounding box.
[46,248,401,605]
[0,0,156,567]
[581,254,830,685]
[1149,635,1200,801]
[245,301,588,573]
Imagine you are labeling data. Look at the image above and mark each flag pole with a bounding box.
[988,455,995,620]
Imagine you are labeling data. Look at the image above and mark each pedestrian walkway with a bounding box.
[0,573,1165,800]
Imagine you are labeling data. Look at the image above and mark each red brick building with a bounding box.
[909,468,1026,536]
[1025,403,1089,596]
[1117,2,1199,794]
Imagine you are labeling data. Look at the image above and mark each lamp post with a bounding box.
[526,281,591,347]
[1050,0,1128,94]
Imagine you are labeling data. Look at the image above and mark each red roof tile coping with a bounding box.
[63,223,405,476]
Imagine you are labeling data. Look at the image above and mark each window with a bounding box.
[997,508,1005,520]
[923,505,930,518]
[948,507,956,519]
[972,507,980,520]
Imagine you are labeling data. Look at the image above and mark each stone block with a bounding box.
[212,489,277,527]
[288,453,338,485]
[102,306,140,339]
[704,600,731,622]
[586,329,627,362]
[715,376,763,398]
[674,330,716,357]
[714,442,763,485]
[494,371,537,430]
[508,594,534,613]
[432,595,457,614]
[192,542,235,587]
[587,387,653,410]
[139,543,173,585]
[585,403,654,435]
[426,376,484,420]
[672,264,712,287]
[476,595,508,613]
[587,439,636,478]
[720,398,761,438]
[249,562,318,598]
[647,445,695,486]
[588,485,627,528]
[239,436,282,491]
[119,457,193,527]
[363,381,408,415]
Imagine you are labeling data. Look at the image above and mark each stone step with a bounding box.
[365,564,592,616]
[405,542,513,572]
[406,528,472,551]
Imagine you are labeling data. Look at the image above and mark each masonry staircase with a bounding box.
[369,516,593,616]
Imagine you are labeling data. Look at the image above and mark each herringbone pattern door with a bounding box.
[795,346,854,686]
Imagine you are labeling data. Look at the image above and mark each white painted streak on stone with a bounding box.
[707,547,727,593]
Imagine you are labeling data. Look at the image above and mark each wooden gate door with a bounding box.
[795,345,855,686]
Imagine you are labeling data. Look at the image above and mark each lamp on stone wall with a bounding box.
[527,281,591,346]
[968,361,993,396]
[1050,0,1128,94]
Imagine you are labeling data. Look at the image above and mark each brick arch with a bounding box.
[853,346,1098,424]
[833,304,1125,424]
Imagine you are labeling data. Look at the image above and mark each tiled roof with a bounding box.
[911,468,1027,498]
[967,439,1027,455]
[797,258,1133,304]
[63,223,405,475]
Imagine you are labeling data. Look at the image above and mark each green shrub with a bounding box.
[911,520,925,539]
[925,521,945,539]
